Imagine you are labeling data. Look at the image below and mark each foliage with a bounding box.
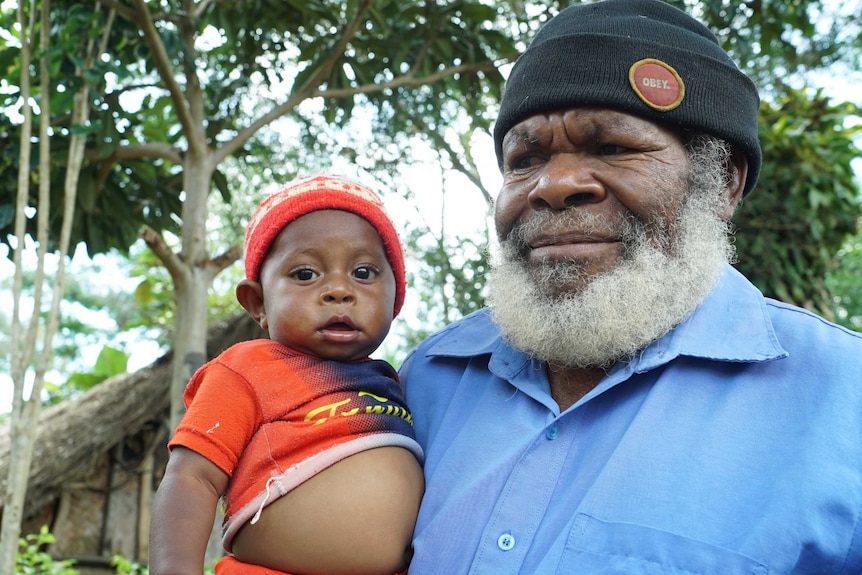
[733,88,862,320]
[52,344,127,402]
[0,252,157,389]
[668,1,862,330]
[826,229,862,330]
[16,526,78,575]
[0,3,185,258]
[15,527,218,575]
[0,0,521,260]
[673,0,860,92]
[110,555,147,575]
[402,227,490,350]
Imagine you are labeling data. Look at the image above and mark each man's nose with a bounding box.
[528,156,606,210]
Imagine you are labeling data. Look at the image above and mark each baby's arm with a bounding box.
[149,446,229,575]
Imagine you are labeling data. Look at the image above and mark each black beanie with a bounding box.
[494,0,762,195]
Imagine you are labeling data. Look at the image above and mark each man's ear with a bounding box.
[719,149,748,220]
[236,279,267,329]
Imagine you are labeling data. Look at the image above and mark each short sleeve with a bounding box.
[168,360,261,476]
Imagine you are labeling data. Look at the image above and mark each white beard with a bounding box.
[486,144,736,369]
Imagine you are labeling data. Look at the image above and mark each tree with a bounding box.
[827,231,862,330]
[1,0,112,569]
[0,0,520,433]
[734,89,862,319]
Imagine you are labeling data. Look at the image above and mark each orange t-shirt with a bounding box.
[169,339,423,552]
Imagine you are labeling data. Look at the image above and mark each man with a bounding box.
[400,0,862,573]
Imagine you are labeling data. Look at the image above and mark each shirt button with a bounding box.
[497,532,515,551]
[545,425,559,440]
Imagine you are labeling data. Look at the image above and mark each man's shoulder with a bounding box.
[765,297,862,349]
[700,267,862,362]
[755,298,862,383]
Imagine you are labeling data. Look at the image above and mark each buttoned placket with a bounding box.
[466,412,575,575]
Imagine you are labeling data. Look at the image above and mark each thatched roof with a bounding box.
[0,313,266,517]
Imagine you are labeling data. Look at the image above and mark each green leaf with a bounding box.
[93,345,128,378]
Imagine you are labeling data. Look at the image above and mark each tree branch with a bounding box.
[410,113,493,207]
[103,82,165,103]
[128,0,200,159]
[94,0,136,21]
[207,244,243,278]
[407,4,446,78]
[213,0,375,164]
[319,57,512,99]
[141,226,186,283]
[216,50,513,167]
[90,142,184,165]
[192,0,216,21]
[178,0,208,153]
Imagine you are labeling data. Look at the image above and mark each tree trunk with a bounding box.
[0,3,38,572]
[166,149,216,434]
[168,266,213,432]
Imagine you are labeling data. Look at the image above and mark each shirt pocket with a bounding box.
[556,513,768,575]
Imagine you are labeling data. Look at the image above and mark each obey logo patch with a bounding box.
[628,58,685,111]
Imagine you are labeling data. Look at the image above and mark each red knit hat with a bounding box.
[244,174,406,317]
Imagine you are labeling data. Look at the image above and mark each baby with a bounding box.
[150,174,424,575]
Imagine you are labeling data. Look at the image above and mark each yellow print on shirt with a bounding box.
[303,391,414,426]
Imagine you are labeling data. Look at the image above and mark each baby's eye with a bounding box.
[353,266,379,280]
[291,268,318,281]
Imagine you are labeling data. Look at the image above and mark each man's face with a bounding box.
[488,108,743,368]
[496,108,735,296]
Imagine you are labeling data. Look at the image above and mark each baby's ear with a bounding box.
[236,279,267,329]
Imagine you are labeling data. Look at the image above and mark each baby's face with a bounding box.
[256,210,396,362]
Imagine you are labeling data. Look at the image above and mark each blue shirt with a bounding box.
[401,266,862,574]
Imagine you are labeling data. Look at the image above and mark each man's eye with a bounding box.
[598,143,627,156]
[506,153,543,172]
[353,266,379,280]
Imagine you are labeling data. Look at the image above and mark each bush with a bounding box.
[110,556,147,575]
[16,526,78,575]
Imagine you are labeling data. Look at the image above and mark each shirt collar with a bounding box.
[630,265,788,372]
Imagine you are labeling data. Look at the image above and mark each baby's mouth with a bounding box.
[319,316,360,342]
